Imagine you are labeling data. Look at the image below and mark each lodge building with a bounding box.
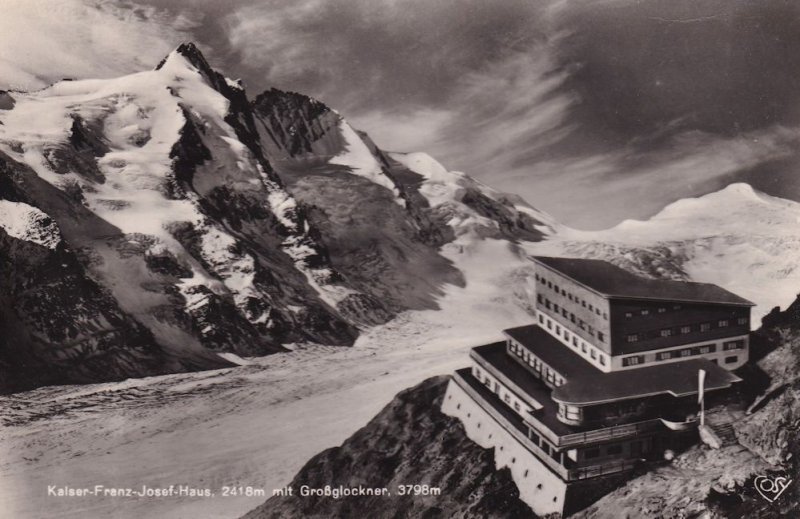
[441,256,754,516]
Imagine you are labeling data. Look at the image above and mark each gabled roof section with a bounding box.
[533,256,754,307]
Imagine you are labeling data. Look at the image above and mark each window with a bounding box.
[537,294,543,304]
[504,393,511,404]
[565,405,581,420]
[585,448,600,459]
[622,355,644,366]
[599,355,606,366]
[561,288,567,296]
[723,341,743,351]
[547,281,552,289]
[603,312,608,320]
[570,313,576,323]
[545,299,551,310]
[700,323,711,332]
[680,348,692,357]
[725,355,738,364]
[606,444,623,455]
[555,325,561,335]
[514,402,521,412]
[535,274,540,281]
[737,317,749,325]
[718,320,729,328]
[554,303,560,313]
[572,337,578,347]
[698,345,713,354]
[582,301,587,307]
[673,304,682,310]
[680,326,691,334]
[581,343,587,353]
[626,334,639,343]
[568,294,573,301]
[641,309,650,316]
[588,326,595,336]
[589,304,594,311]
[658,307,666,313]
[564,331,570,341]
[624,311,633,318]
[547,319,552,330]
[590,349,597,360]
[598,332,605,342]
[554,284,560,292]
[562,308,568,318]
[660,329,672,337]
[656,351,673,361]
[538,314,544,324]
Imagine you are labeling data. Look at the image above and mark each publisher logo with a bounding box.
[754,475,792,503]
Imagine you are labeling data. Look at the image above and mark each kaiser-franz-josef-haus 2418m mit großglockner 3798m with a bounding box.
[442,255,754,516]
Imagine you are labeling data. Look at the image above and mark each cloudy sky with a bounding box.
[3,0,800,229]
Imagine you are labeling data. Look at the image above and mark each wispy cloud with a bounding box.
[2,0,799,230]
[0,0,196,90]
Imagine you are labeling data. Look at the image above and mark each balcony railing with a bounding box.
[452,370,641,482]
[554,418,664,448]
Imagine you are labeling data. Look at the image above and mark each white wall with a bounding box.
[441,379,569,516]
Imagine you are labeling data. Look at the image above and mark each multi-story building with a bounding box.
[441,256,753,516]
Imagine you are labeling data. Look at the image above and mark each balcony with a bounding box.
[452,369,643,482]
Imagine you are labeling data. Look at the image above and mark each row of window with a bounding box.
[539,295,607,343]
[625,319,749,343]
[624,305,683,318]
[509,339,566,386]
[621,342,744,367]
[474,365,527,414]
[539,314,608,367]
[535,273,608,320]
[583,439,650,460]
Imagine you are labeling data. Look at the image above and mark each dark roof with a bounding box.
[534,256,754,307]
[552,358,740,405]
[503,324,601,380]
[468,343,584,436]
[502,324,741,405]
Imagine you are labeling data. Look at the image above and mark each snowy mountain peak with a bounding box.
[0,200,61,249]
[156,42,212,77]
[595,182,800,242]
[391,151,556,243]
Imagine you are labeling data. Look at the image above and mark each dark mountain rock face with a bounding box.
[0,153,233,393]
[243,376,536,519]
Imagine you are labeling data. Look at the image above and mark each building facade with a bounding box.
[441,256,753,516]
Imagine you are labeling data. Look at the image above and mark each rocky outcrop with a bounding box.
[243,376,536,519]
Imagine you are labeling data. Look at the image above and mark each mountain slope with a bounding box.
[0,43,553,392]
[243,376,536,519]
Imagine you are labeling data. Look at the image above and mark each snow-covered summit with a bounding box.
[528,182,800,324]
[0,199,61,249]
[392,151,558,243]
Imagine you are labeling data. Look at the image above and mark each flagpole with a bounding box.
[698,369,706,427]
[700,391,705,426]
